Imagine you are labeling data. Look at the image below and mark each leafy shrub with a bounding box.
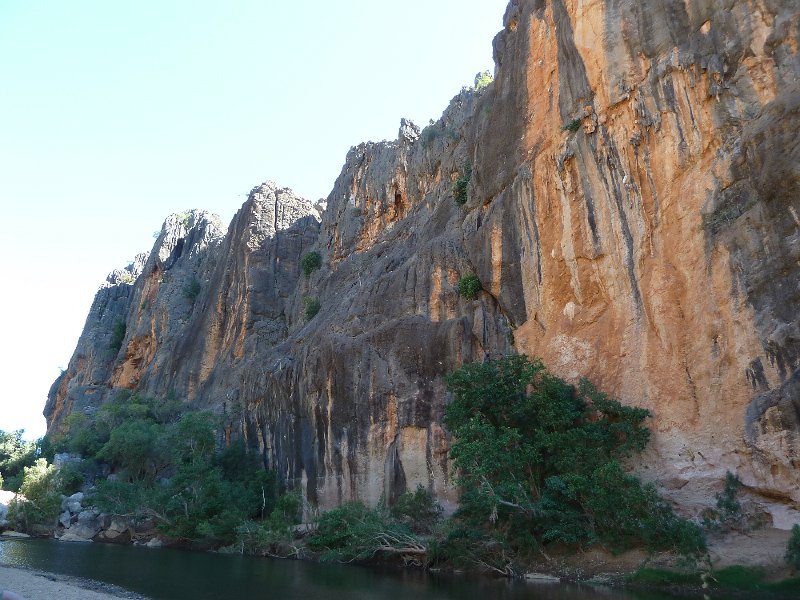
[182,276,202,301]
[90,477,165,521]
[109,319,127,353]
[452,164,472,205]
[428,522,518,576]
[303,296,321,320]
[236,492,304,558]
[474,71,493,91]
[787,524,800,570]
[420,125,459,149]
[57,460,86,495]
[443,355,705,558]
[306,501,425,563]
[457,275,482,300]
[391,485,443,535]
[8,458,62,529]
[96,419,169,480]
[301,251,322,277]
[562,118,582,132]
[62,412,107,457]
[702,471,744,531]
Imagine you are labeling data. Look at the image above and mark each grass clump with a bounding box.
[457,275,482,300]
[303,296,320,320]
[301,251,322,277]
[629,565,800,594]
[627,567,702,587]
[713,565,767,590]
[452,164,472,205]
[767,576,800,593]
[562,118,582,132]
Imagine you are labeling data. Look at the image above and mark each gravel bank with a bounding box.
[0,565,149,600]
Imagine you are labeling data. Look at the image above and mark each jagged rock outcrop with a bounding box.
[47,0,800,524]
[46,185,320,424]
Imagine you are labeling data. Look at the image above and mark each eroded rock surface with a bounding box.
[47,0,800,524]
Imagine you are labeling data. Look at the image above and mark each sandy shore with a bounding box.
[0,565,149,600]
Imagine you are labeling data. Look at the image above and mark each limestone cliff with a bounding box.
[47,0,799,525]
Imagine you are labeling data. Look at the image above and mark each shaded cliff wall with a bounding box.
[48,0,800,523]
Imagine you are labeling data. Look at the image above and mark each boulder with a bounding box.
[63,509,102,540]
[58,511,73,528]
[61,492,83,514]
[1,531,30,538]
[0,491,18,527]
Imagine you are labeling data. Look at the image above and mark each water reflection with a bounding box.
[0,538,680,600]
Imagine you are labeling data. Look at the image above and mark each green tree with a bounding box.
[0,430,37,491]
[444,355,705,558]
[8,458,61,529]
[474,70,493,91]
[96,419,170,479]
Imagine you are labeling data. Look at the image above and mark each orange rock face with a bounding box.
[462,0,800,525]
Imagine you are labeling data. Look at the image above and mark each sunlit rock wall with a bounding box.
[49,0,799,524]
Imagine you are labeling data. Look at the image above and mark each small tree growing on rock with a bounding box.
[474,71,493,91]
[301,251,322,277]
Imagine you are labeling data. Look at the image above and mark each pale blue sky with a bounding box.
[0,0,508,438]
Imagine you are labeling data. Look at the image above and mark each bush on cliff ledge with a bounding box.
[452,164,472,205]
[442,355,705,566]
[301,251,322,277]
[457,275,482,300]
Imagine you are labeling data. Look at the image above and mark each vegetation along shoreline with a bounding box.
[3,356,799,597]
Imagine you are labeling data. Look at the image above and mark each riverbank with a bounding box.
[0,565,148,600]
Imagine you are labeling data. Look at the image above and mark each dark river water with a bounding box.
[0,538,686,600]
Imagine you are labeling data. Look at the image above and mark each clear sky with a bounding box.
[0,1,508,439]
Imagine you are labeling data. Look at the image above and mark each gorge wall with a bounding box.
[46,0,800,525]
